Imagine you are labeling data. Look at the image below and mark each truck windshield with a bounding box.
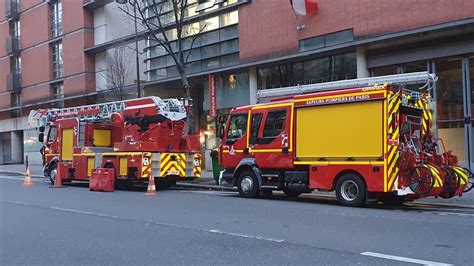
[48,126,57,143]
[227,114,248,140]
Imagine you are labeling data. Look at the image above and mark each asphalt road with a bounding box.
[1,175,473,265]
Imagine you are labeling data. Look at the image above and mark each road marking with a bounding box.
[361,251,452,266]
[208,229,284,243]
[1,200,284,244]
[421,211,474,217]
[0,176,41,182]
[50,206,119,219]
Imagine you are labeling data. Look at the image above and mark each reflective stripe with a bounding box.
[160,153,186,177]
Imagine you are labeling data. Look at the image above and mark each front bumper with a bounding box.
[219,170,234,187]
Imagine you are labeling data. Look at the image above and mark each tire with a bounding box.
[237,170,259,198]
[283,189,301,198]
[335,173,367,207]
[462,168,473,193]
[48,162,58,185]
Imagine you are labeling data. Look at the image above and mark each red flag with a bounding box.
[208,74,217,117]
[290,0,319,16]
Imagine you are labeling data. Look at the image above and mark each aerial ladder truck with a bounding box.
[218,72,472,206]
[28,96,201,189]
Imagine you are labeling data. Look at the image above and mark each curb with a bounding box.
[175,182,237,192]
[1,170,472,208]
[0,170,43,178]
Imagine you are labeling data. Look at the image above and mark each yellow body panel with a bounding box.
[120,157,128,176]
[93,129,111,147]
[61,129,74,161]
[296,100,384,159]
[87,157,95,177]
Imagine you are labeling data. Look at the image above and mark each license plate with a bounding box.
[167,170,180,176]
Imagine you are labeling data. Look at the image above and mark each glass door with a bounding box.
[468,56,473,170]
[435,57,467,167]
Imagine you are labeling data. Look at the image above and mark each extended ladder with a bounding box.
[257,72,437,101]
[28,96,186,127]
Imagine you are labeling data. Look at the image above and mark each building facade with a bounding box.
[1,0,473,171]
[0,0,95,164]
[140,0,474,170]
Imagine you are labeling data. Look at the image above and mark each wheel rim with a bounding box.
[409,166,433,195]
[50,169,57,182]
[341,180,359,201]
[240,176,253,193]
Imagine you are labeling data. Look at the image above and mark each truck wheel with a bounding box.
[335,173,366,207]
[237,171,259,198]
[49,162,57,185]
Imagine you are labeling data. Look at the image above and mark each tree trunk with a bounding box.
[179,70,195,135]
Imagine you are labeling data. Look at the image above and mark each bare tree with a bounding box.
[100,45,132,101]
[118,0,207,135]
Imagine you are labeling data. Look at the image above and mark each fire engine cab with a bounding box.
[28,96,201,189]
[218,72,472,206]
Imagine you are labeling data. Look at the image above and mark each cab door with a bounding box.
[252,106,293,168]
[58,118,79,162]
[220,111,249,169]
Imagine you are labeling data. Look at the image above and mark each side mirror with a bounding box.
[217,125,225,138]
[38,133,44,143]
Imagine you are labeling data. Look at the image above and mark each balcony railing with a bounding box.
[6,73,21,93]
[6,35,20,55]
[5,0,19,19]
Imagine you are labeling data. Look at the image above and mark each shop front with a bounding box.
[372,55,474,170]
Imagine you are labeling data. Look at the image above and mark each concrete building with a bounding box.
[1,0,473,171]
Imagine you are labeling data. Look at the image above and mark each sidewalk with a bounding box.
[0,163,229,191]
[1,164,472,206]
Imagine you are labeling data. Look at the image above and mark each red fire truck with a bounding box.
[28,96,201,189]
[218,72,472,206]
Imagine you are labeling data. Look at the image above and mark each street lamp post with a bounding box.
[116,0,141,98]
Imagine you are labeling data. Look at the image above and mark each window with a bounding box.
[50,0,62,37]
[11,93,21,117]
[51,82,64,108]
[10,56,21,74]
[12,20,20,38]
[250,113,263,139]
[51,42,63,79]
[48,126,57,143]
[227,114,248,139]
[299,29,353,52]
[258,53,356,90]
[263,110,286,138]
[220,10,238,27]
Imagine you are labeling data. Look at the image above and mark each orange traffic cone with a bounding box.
[23,166,33,187]
[145,174,157,196]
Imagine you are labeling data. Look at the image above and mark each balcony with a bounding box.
[6,73,21,93]
[5,0,19,19]
[6,36,20,55]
